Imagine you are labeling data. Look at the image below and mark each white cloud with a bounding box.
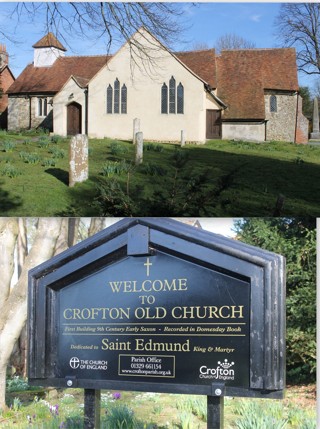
[250,14,262,23]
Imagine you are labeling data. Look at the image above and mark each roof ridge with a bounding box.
[220,47,295,53]
[175,48,215,54]
[58,53,112,60]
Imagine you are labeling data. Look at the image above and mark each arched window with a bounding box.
[177,83,184,114]
[43,98,48,116]
[106,85,113,114]
[270,95,277,112]
[38,98,43,116]
[106,80,128,114]
[161,83,168,114]
[121,84,127,114]
[114,78,120,113]
[169,76,176,114]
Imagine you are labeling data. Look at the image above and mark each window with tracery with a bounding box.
[106,79,127,114]
[161,77,184,114]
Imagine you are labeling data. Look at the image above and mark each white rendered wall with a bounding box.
[53,79,86,135]
[222,122,265,141]
[34,47,65,67]
[87,31,220,143]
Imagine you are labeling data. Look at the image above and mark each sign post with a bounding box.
[28,218,285,428]
[207,396,223,429]
[84,390,100,429]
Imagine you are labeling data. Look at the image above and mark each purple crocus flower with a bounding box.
[113,392,121,400]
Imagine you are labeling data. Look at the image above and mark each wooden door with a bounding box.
[206,110,221,139]
[67,102,82,135]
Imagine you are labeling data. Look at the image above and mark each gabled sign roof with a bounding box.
[28,218,285,398]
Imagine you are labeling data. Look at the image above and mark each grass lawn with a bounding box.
[1,132,320,216]
[1,384,316,428]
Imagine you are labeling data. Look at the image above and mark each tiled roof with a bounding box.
[7,55,110,94]
[7,40,299,122]
[32,33,67,51]
[175,49,217,88]
[216,48,298,120]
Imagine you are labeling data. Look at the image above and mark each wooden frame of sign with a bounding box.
[28,218,285,428]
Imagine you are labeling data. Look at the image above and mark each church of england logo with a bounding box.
[199,359,235,381]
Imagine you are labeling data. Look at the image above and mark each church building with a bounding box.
[0,44,15,129]
[6,29,308,143]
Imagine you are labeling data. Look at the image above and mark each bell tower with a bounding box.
[33,33,66,67]
[0,44,9,69]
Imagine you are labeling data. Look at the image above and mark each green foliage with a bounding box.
[145,143,164,152]
[1,163,21,178]
[41,158,56,167]
[171,147,189,168]
[48,147,66,159]
[234,218,316,383]
[299,86,313,120]
[19,152,42,164]
[234,400,288,429]
[110,141,128,156]
[93,179,135,216]
[178,412,194,429]
[100,160,131,177]
[141,162,167,176]
[51,135,61,144]
[2,140,15,152]
[103,404,140,429]
[38,137,50,148]
[6,376,29,392]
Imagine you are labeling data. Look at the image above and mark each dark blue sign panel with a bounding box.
[57,251,250,389]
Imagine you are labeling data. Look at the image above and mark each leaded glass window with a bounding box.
[43,98,48,116]
[114,78,120,114]
[106,85,113,113]
[38,98,43,116]
[270,95,277,113]
[169,76,176,114]
[121,84,127,114]
[177,83,184,114]
[161,83,168,114]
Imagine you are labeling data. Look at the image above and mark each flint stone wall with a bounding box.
[264,92,296,142]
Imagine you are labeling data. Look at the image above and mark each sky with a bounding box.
[0,2,317,91]
[101,217,238,238]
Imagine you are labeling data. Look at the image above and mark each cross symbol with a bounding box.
[144,257,152,276]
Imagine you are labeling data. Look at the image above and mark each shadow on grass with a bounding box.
[56,142,320,216]
[45,168,69,186]
[0,180,22,211]
[54,175,102,216]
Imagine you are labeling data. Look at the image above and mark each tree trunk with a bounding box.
[88,218,107,236]
[0,218,63,411]
[17,218,28,277]
[0,218,19,307]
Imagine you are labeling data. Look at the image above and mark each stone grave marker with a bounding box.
[69,134,89,187]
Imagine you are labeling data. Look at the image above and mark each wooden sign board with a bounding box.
[28,218,285,399]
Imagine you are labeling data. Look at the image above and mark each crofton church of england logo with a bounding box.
[199,359,235,380]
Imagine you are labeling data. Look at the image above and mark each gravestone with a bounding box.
[135,132,143,165]
[181,130,186,147]
[310,97,320,140]
[28,218,285,429]
[69,134,89,187]
[133,118,140,145]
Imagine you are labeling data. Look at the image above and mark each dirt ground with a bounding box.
[285,384,316,409]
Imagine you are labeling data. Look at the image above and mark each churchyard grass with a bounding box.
[0,382,316,428]
[1,132,320,216]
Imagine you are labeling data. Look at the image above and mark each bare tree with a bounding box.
[2,3,186,55]
[215,33,256,52]
[191,41,211,51]
[0,217,112,411]
[274,3,320,75]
